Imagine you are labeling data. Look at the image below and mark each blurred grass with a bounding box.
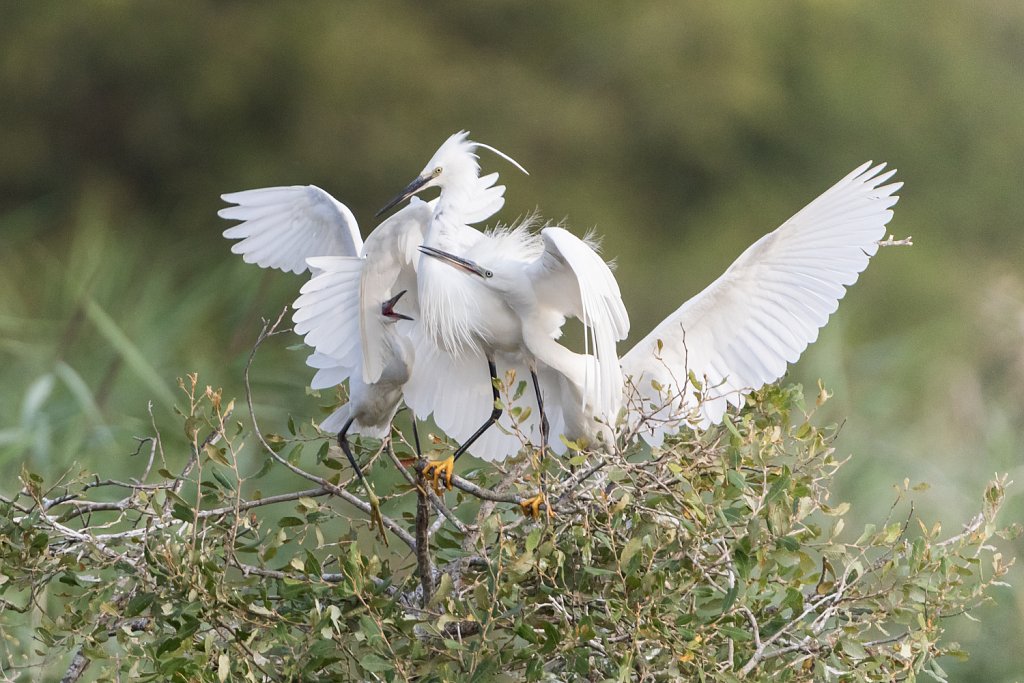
[1,2,1023,679]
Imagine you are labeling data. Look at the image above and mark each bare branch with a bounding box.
[415,471,435,607]
[383,441,468,534]
[243,309,417,551]
[877,234,913,247]
[937,512,985,548]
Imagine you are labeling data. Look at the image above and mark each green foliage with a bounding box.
[0,376,1013,681]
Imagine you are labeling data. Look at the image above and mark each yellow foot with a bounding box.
[421,456,455,495]
[519,492,553,519]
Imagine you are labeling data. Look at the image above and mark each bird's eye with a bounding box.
[432,166,443,177]
[484,270,493,278]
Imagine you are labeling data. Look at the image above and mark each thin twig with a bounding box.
[877,234,913,247]
[243,309,417,551]
[936,513,985,548]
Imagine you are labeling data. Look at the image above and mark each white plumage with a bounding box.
[316,288,414,442]
[220,135,903,477]
[417,226,630,455]
[621,162,901,446]
[220,185,362,274]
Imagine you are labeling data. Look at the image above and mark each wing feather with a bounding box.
[359,198,432,383]
[292,257,364,370]
[531,228,630,423]
[621,162,901,445]
[220,185,362,274]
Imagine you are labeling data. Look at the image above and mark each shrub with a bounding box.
[0,321,1014,682]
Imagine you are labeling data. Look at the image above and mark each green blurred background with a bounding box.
[1,1,1022,679]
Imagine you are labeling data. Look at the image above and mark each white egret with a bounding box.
[221,132,528,460]
[417,226,630,514]
[312,288,414,463]
[416,161,902,457]
[220,186,430,536]
[374,133,563,496]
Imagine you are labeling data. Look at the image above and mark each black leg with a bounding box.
[529,367,553,518]
[412,420,421,457]
[451,358,502,462]
[337,417,370,488]
[530,367,549,460]
[338,417,388,543]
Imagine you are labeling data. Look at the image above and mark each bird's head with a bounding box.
[418,245,515,294]
[380,290,414,324]
[376,131,527,217]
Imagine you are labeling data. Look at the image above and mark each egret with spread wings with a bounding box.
[417,225,629,515]
[422,162,902,462]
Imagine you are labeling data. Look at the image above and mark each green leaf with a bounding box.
[359,653,393,673]
[722,414,742,440]
[218,653,230,682]
[539,622,561,655]
[171,504,194,522]
[211,467,233,490]
[205,443,230,466]
[842,639,868,661]
[855,523,877,545]
[525,528,542,554]
[125,592,156,618]
[620,536,644,568]
[426,573,454,610]
[720,581,739,613]
[765,469,791,505]
[248,603,274,617]
[316,440,331,464]
[513,380,527,401]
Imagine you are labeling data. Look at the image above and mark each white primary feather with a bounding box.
[620,162,901,446]
[305,351,352,390]
[220,185,363,274]
[292,256,364,370]
[530,227,630,424]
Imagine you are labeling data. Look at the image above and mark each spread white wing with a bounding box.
[292,256,364,371]
[621,162,901,445]
[220,185,363,274]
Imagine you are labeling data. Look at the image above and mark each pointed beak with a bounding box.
[418,245,492,279]
[381,289,414,321]
[376,174,432,218]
